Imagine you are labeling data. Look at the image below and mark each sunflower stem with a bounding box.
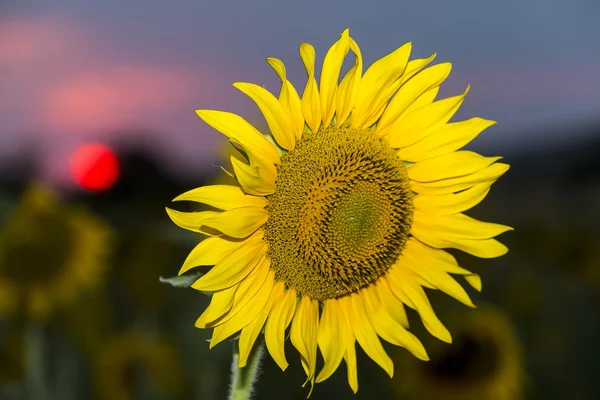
[25,324,49,400]
[228,337,264,400]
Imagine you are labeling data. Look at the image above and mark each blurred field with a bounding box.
[2,1,599,398]
[0,118,599,399]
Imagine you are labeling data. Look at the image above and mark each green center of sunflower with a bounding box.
[263,123,413,301]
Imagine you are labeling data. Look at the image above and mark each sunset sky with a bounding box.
[1,0,599,186]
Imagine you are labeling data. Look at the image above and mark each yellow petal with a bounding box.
[375,278,409,328]
[266,57,304,140]
[320,29,350,126]
[335,38,362,126]
[402,238,473,275]
[173,185,266,210]
[211,255,271,326]
[179,236,246,275]
[362,285,429,360]
[210,270,275,348]
[352,42,412,128]
[191,237,266,291]
[201,206,268,238]
[399,118,496,162]
[316,299,346,382]
[348,53,435,135]
[265,284,297,371]
[412,274,436,290]
[387,269,451,343]
[267,56,286,83]
[404,86,439,114]
[408,151,502,183]
[300,42,316,76]
[243,144,278,187]
[290,296,319,384]
[233,82,295,151]
[195,284,238,328]
[400,252,474,307]
[338,299,359,393]
[386,86,470,149]
[285,82,305,140]
[226,134,277,180]
[377,63,452,135]
[410,163,510,195]
[345,294,394,377]
[230,155,275,196]
[464,274,483,292]
[165,208,219,234]
[397,53,437,86]
[299,43,321,133]
[385,274,414,308]
[196,110,279,164]
[411,223,509,258]
[414,182,494,215]
[344,339,358,394]
[413,211,513,240]
[238,284,276,367]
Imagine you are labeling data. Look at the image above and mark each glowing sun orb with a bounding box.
[70,143,119,192]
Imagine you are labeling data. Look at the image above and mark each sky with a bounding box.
[1,0,599,186]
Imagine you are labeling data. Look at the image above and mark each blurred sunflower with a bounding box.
[392,307,524,400]
[0,325,25,387]
[167,29,511,393]
[93,330,185,400]
[118,221,186,311]
[0,184,112,320]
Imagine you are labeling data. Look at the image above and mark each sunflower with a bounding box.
[167,29,511,393]
[93,331,185,400]
[391,307,524,400]
[0,184,112,320]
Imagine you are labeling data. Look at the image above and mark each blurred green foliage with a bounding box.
[1,133,599,399]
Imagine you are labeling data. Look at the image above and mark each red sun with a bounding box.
[70,143,119,192]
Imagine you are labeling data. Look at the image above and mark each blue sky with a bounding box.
[1,0,599,185]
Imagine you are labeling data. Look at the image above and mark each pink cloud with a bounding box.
[0,17,81,65]
[0,15,230,188]
[0,16,221,137]
[43,66,191,134]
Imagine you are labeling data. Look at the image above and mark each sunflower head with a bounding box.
[167,29,511,395]
[263,122,414,300]
[0,184,113,320]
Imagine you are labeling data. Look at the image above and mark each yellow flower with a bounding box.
[391,307,525,400]
[93,331,185,400]
[0,184,112,320]
[167,29,511,394]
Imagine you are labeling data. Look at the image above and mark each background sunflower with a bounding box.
[391,306,524,400]
[92,330,186,400]
[0,184,113,321]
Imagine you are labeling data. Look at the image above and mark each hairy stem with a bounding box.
[228,337,264,400]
